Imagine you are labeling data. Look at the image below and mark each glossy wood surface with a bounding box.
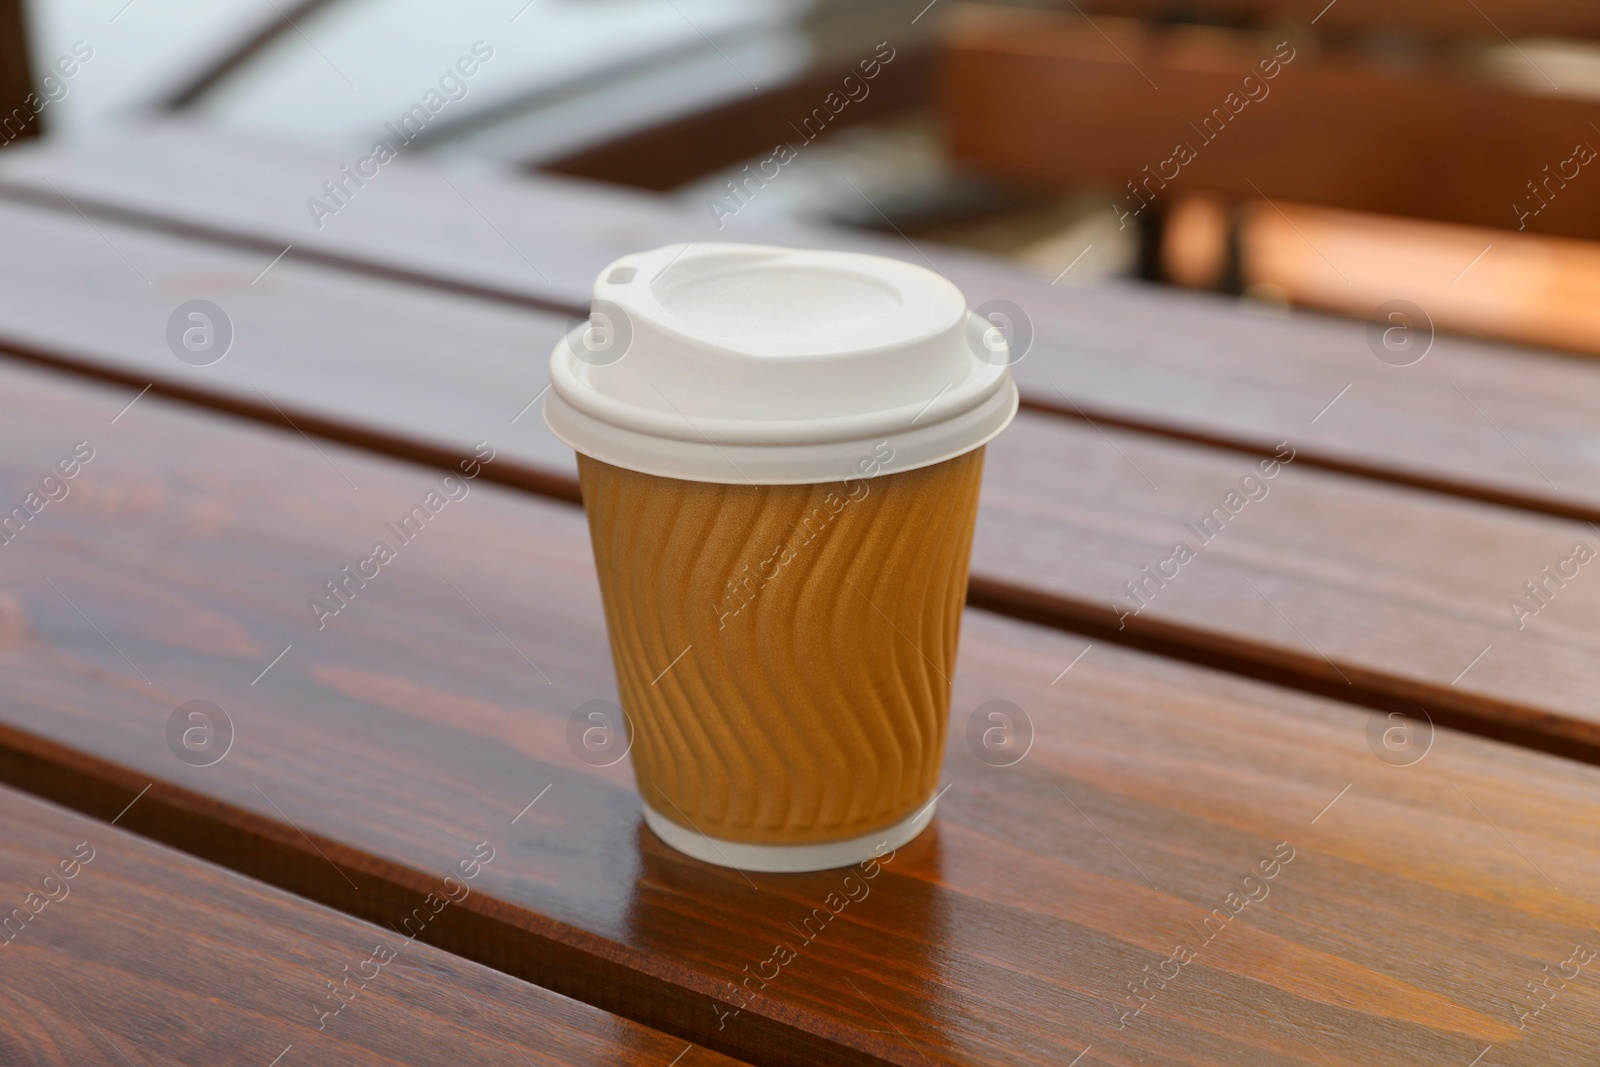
[942,8,1600,239]
[0,196,1598,766]
[4,359,1600,1065]
[5,123,1600,526]
[979,416,1600,757]
[0,781,741,1065]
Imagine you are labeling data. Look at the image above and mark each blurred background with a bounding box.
[6,0,1600,355]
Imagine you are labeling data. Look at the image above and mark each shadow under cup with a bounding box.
[578,446,985,869]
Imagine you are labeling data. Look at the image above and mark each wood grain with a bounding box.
[974,416,1600,762]
[941,8,1600,240]
[4,358,1600,1066]
[6,124,1600,526]
[0,782,742,1066]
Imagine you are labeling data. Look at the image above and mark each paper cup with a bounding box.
[547,244,1017,871]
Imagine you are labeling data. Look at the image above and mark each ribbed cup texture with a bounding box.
[577,448,985,845]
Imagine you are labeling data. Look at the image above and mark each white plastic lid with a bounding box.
[543,243,1019,485]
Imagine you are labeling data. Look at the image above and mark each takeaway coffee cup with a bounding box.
[545,243,1017,872]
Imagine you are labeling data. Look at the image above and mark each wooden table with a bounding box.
[2,123,1600,1066]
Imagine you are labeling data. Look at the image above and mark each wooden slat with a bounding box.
[941,8,1600,240]
[974,416,1600,761]
[1078,0,1600,39]
[4,123,1600,527]
[4,358,1600,1066]
[541,45,934,190]
[158,0,347,110]
[0,782,741,1065]
[1,199,1599,765]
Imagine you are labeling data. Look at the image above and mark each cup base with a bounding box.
[641,793,937,873]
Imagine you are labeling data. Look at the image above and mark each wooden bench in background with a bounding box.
[940,2,1600,398]
[941,6,1600,241]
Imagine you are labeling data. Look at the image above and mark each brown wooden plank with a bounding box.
[5,123,1600,527]
[957,268,1600,529]
[2,198,1600,766]
[974,416,1600,761]
[4,357,1600,1066]
[0,782,741,1066]
[1078,0,1600,40]
[941,8,1600,240]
